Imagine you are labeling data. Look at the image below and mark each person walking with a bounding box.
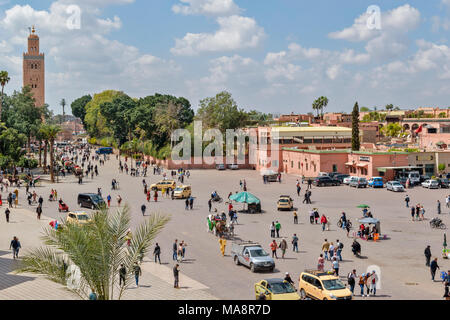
[275,221,281,238]
[317,254,325,271]
[107,194,111,208]
[141,204,146,216]
[119,264,127,286]
[425,245,432,267]
[322,239,330,261]
[307,178,312,190]
[10,236,21,259]
[208,198,212,212]
[189,196,194,210]
[320,214,327,232]
[437,200,441,215]
[5,207,10,223]
[172,239,178,261]
[36,204,42,220]
[173,264,180,288]
[117,195,122,207]
[347,269,357,296]
[154,190,158,202]
[405,195,410,208]
[336,240,343,261]
[332,257,339,276]
[359,273,366,297]
[431,258,440,281]
[185,198,189,210]
[279,238,288,259]
[369,270,378,296]
[270,240,278,259]
[293,211,298,224]
[329,242,335,261]
[292,234,299,253]
[270,222,275,238]
[133,263,142,287]
[219,236,227,257]
[154,243,161,264]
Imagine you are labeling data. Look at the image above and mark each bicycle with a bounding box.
[337,220,352,229]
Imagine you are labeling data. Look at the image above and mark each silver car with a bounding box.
[422,179,439,189]
[232,242,275,273]
[386,181,404,192]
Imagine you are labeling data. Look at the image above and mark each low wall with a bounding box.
[145,156,256,170]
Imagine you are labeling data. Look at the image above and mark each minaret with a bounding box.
[23,26,45,107]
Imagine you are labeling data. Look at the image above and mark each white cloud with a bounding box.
[326,65,341,80]
[171,15,265,56]
[0,1,180,111]
[172,0,241,16]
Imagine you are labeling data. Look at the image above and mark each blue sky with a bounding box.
[0,0,449,115]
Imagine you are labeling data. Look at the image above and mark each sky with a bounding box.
[0,0,449,115]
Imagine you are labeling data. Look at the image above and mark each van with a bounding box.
[407,171,420,186]
[77,193,106,209]
[96,147,113,155]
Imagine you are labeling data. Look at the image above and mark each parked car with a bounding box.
[368,177,384,188]
[422,179,440,189]
[349,177,368,188]
[277,195,293,211]
[386,181,405,192]
[345,176,358,185]
[420,175,431,183]
[335,174,350,183]
[446,173,450,179]
[228,164,239,170]
[437,178,450,188]
[313,176,341,187]
[216,164,226,170]
[298,270,352,300]
[254,279,300,300]
[395,177,408,187]
[77,193,106,209]
[232,241,275,272]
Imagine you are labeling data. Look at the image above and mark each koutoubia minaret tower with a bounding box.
[23,26,45,107]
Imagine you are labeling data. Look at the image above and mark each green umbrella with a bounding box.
[357,204,370,208]
[229,192,261,204]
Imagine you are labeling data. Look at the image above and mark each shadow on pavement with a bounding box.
[0,252,36,291]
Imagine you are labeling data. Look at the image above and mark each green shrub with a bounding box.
[88,137,97,145]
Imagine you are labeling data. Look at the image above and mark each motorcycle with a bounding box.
[430,217,446,229]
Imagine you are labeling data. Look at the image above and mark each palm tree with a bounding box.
[0,71,11,122]
[15,206,170,300]
[60,98,66,124]
[312,96,329,119]
[40,124,61,182]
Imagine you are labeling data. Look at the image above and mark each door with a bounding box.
[243,249,251,266]
[312,278,324,299]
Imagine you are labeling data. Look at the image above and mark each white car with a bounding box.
[386,181,404,192]
[422,179,440,189]
[228,164,239,170]
[345,176,359,186]
[343,176,353,185]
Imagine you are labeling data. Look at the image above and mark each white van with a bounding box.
[408,171,420,185]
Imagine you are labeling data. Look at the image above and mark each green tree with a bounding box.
[196,91,248,132]
[15,206,170,300]
[352,102,360,151]
[360,106,371,112]
[380,123,405,138]
[71,95,92,127]
[312,96,329,118]
[6,86,47,151]
[40,124,61,183]
[99,95,137,146]
[0,70,10,122]
[0,125,27,174]
[84,91,122,138]
[438,163,446,173]
[385,104,394,111]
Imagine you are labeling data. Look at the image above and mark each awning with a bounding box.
[345,162,354,166]
[357,163,368,168]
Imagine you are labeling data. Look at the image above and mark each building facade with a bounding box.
[23,26,45,107]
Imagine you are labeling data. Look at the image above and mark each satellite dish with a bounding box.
[66,264,82,290]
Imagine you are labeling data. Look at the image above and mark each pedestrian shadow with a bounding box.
[181,259,196,264]
[0,255,36,291]
[279,257,298,260]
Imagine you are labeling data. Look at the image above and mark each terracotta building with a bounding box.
[23,26,45,107]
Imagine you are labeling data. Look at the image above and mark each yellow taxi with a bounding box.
[66,211,91,226]
[254,278,300,300]
[150,180,176,191]
[298,270,352,300]
[277,195,294,211]
[173,185,192,199]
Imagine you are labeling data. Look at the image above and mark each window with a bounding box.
[298,162,301,169]
[272,160,278,167]
[306,164,308,171]
[291,161,293,168]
